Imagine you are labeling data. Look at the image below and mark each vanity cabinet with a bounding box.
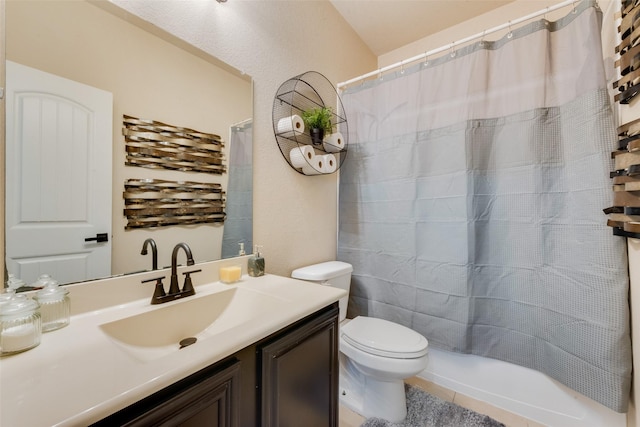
[91,303,338,427]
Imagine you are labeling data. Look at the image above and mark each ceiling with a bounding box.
[329,0,516,56]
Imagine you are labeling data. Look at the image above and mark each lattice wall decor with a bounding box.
[123,115,226,174]
[607,0,640,239]
[124,179,225,229]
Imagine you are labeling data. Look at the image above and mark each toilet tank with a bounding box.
[291,261,353,321]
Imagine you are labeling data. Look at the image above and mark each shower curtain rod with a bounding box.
[231,117,253,129]
[337,0,577,89]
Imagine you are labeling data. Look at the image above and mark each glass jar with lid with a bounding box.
[0,292,42,355]
[6,274,26,292]
[34,279,70,332]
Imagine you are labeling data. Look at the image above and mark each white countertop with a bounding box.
[0,273,345,427]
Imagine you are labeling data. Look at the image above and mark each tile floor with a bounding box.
[338,376,548,427]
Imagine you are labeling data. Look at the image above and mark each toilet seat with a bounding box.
[341,316,428,359]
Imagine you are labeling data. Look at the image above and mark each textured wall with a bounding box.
[110,0,377,276]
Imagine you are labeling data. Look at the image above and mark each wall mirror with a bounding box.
[5,0,253,289]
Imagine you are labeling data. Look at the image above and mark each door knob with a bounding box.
[85,233,108,243]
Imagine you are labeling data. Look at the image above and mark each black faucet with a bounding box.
[169,243,195,295]
[140,238,158,270]
[142,242,200,305]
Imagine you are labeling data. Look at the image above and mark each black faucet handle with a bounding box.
[181,269,202,296]
[142,276,167,304]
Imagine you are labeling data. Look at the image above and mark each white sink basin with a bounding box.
[100,286,286,361]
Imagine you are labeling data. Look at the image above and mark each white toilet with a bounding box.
[291,261,429,423]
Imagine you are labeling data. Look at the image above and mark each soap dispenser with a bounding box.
[248,245,265,277]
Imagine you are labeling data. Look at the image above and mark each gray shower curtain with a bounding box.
[221,120,253,258]
[338,0,631,412]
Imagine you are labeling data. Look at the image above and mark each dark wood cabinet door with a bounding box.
[259,304,339,427]
[92,359,240,427]
[131,361,240,427]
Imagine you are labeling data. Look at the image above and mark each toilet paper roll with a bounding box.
[322,131,345,152]
[277,115,304,138]
[302,156,325,175]
[289,146,316,169]
[321,154,337,174]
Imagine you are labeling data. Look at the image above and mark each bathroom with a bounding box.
[2,0,640,426]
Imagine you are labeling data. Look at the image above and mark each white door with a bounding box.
[6,61,113,285]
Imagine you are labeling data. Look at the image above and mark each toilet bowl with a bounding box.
[291,261,429,423]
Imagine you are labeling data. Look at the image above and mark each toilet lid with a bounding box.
[341,316,428,359]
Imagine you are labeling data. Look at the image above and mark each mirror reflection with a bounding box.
[5,0,253,289]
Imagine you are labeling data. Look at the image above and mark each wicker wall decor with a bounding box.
[123,115,226,174]
[124,179,225,229]
[607,0,640,239]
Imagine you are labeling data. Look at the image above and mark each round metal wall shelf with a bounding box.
[272,71,348,175]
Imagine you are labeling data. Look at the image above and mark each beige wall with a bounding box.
[108,0,377,276]
[6,0,252,275]
[0,0,4,283]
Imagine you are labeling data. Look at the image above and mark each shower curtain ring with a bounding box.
[572,0,577,13]
[400,61,405,74]
[507,21,513,39]
[450,42,456,58]
[378,69,383,81]
[479,30,486,47]
[423,52,429,67]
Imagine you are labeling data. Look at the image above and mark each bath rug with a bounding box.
[359,384,505,427]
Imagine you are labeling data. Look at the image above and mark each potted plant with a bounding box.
[302,106,333,145]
